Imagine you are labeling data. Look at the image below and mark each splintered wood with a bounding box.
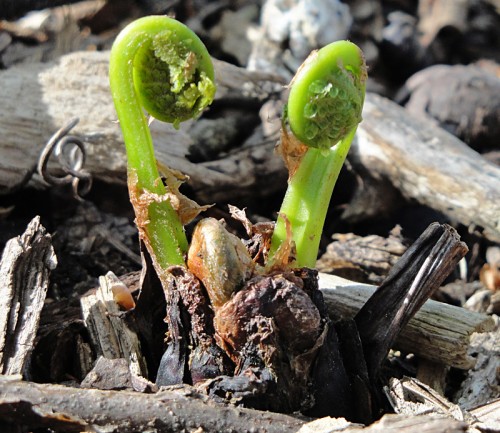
[80,271,147,377]
[0,216,57,376]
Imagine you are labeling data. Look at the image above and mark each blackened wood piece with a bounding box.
[0,376,305,433]
[296,269,364,420]
[155,273,189,386]
[0,216,56,376]
[335,320,373,424]
[354,223,468,380]
[305,323,353,420]
[156,267,232,387]
[320,274,494,370]
[132,246,168,380]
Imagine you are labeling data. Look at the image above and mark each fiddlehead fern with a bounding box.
[269,41,367,268]
[109,16,216,269]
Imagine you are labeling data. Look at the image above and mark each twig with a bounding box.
[0,376,304,433]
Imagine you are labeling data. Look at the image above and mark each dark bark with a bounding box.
[354,223,468,381]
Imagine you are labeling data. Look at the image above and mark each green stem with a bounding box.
[270,127,356,268]
[109,16,215,268]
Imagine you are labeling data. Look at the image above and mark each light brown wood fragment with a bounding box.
[364,414,466,432]
[298,413,468,433]
[0,216,57,376]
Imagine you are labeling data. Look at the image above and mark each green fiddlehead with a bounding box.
[269,41,367,268]
[109,16,215,269]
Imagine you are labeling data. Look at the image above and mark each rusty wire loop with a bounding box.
[38,118,92,199]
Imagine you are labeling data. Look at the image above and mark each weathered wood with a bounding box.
[469,399,500,432]
[386,377,477,429]
[0,51,285,204]
[0,216,57,376]
[30,298,93,383]
[316,230,407,285]
[400,64,500,152]
[318,274,495,370]
[386,375,500,433]
[349,92,500,243]
[300,414,467,432]
[0,0,85,20]
[0,375,305,433]
[80,356,156,392]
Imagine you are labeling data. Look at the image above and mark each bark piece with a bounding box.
[299,413,467,432]
[0,216,57,376]
[317,230,407,285]
[469,399,500,433]
[81,356,157,392]
[319,274,494,370]
[400,64,500,151]
[454,321,500,410]
[30,298,93,383]
[0,375,472,432]
[385,376,488,432]
[0,375,305,433]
